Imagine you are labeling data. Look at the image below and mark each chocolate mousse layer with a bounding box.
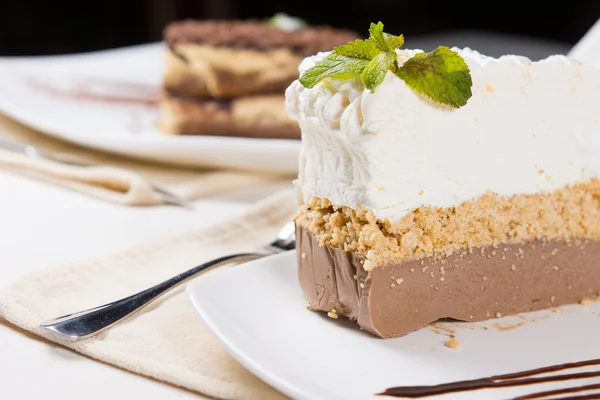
[160,92,300,138]
[164,20,357,57]
[296,225,600,338]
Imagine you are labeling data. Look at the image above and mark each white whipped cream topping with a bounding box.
[286,48,600,222]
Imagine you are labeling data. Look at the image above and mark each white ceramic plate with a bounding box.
[187,251,600,400]
[0,44,300,173]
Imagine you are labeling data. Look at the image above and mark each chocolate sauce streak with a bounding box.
[379,358,600,399]
[513,383,600,400]
[26,77,159,106]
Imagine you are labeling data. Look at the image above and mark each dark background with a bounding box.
[1,0,599,57]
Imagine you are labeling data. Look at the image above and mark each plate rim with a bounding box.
[186,250,340,400]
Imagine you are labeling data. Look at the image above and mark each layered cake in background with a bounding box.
[286,22,600,338]
[159,16,357,139]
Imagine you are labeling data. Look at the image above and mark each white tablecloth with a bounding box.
[0,169,289,400]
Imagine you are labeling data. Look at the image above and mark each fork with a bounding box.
[0,138,193,209]
[39,221,296,341]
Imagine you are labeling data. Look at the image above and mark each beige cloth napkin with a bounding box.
[0,114,292,205]
[0,189,298,400]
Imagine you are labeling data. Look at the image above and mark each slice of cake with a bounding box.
[286,22,600,338]
[159,18,356,139]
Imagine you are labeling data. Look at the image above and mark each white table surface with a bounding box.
[0,169,290,399]
[0,31,587,400]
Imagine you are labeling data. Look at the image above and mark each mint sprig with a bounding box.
[299,21,472,108]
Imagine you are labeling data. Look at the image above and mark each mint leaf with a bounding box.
[396,46,472,108]
[362,52,397,92]
[333,38,381,59]
[368,22,404,52]
[369,22,387,51]
[383,33,404,50]
[300,53,369,88]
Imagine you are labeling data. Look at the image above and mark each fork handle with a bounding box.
[39,252,264,342]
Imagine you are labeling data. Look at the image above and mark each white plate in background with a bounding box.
[188,250,600,400]
[0,43,300,173]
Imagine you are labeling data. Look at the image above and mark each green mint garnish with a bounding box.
[299,54,369,89]
[396,46,473,108]
[300,21,472,108]
[362,52,397,91]
[334,38,381,59]
[368,21,404,52]
[369,21,389,52]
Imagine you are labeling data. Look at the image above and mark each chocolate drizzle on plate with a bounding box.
[378,358,600,399]
[26,77,159,106]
